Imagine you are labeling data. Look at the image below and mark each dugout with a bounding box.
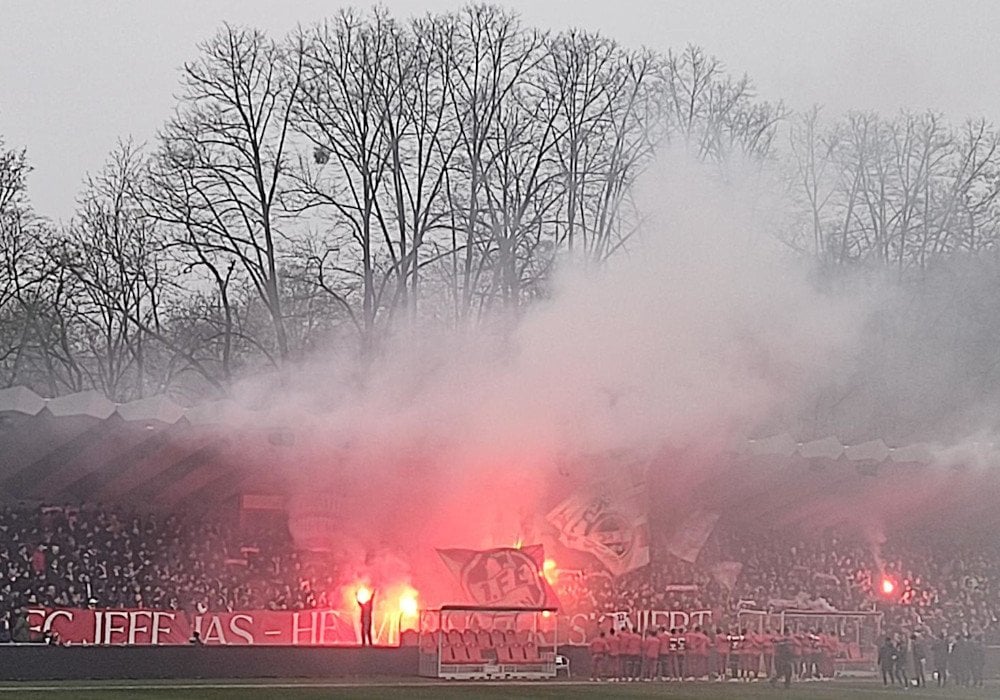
[417,605,558,679]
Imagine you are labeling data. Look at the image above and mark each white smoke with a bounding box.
[218,150,876,603]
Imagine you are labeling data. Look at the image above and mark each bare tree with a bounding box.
[663,45,785,164]
[438,6,548,320]
[56,142,179,400]
[288,10,400,343]
[142,24,302,364]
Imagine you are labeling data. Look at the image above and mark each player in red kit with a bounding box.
[820,630,839,678]
[606,627,622,681]
[675,627,688,679]
[625,626,643,681]
[791,629,805,678]
[714,627,730,680]
[688,626,710,679]
[658,627,673,680]
[744,627,762,679]
[589,631,609,681]
[642,629,660,680]
[762,628,776,678]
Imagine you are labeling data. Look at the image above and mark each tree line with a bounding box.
[2,4,999,414]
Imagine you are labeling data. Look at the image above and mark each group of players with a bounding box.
[587,625,839,683]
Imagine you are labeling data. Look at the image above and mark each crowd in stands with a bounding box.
[0,502,320,635]
[1,501,999,657]
[554,523,1000,645]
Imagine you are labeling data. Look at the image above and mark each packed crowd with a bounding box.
[554,523,1000,645]
[2,501,999,657]
[0,502,322,635]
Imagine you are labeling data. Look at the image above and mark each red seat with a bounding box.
[447,629,463,645]
[490,630,506,648]
[462,629,477,645]
[465,642,483,663]
[476,630,492,648]
[523,642,541,662]
[497,645,516,663]
[443,644,459,663]
[515,629,531,645]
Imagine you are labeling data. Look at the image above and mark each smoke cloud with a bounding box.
[215,150,887,603]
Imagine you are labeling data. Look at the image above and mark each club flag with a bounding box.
[664,510,719,563]
[546,482,649,576]
[437,545,559,608]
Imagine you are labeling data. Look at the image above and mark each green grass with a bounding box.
[0,678,994,700]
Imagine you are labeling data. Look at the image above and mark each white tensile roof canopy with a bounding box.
[0,386,983,513]
[0,386,291,512]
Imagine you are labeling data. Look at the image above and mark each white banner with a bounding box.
[547,481,649,576]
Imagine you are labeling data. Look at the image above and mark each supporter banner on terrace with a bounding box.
[26,607,360,646]
[562,609,714,645]
[437,545,560,608]
[546,481,650,576]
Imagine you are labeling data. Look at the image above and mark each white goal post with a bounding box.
[737,608,883,677]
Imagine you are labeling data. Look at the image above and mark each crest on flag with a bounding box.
[546,481,649,576]
[437,545,559,608]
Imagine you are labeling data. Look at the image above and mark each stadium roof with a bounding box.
[0,385,993,513]
[0,386,293,511]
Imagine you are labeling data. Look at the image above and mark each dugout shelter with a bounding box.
[418,605,558,679]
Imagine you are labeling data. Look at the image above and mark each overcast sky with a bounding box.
[2,0,998,221]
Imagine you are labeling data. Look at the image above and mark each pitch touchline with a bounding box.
[0,680,589,692]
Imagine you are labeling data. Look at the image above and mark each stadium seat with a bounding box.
[462,629,477,645]
[476,630,491,648]
[490,630,506,648]
[465,642,483,663]
[515,629,530,645]
[446,629,463,645]
[523,641,541,662]
[497,645,516,663]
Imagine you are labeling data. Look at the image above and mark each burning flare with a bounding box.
[399,592,419,618]
[356,586,373,605]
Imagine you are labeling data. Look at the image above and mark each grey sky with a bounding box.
[2,0,998,221]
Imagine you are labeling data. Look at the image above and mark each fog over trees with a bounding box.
[2,5,1000,442]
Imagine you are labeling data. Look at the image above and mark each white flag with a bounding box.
[547,481,649,576]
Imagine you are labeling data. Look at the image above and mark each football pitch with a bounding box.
[0,679,994,699]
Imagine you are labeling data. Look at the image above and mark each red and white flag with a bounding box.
[437,545,560,608]
[546,481,650,577]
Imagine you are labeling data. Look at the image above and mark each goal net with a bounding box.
[737,608,883,677]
